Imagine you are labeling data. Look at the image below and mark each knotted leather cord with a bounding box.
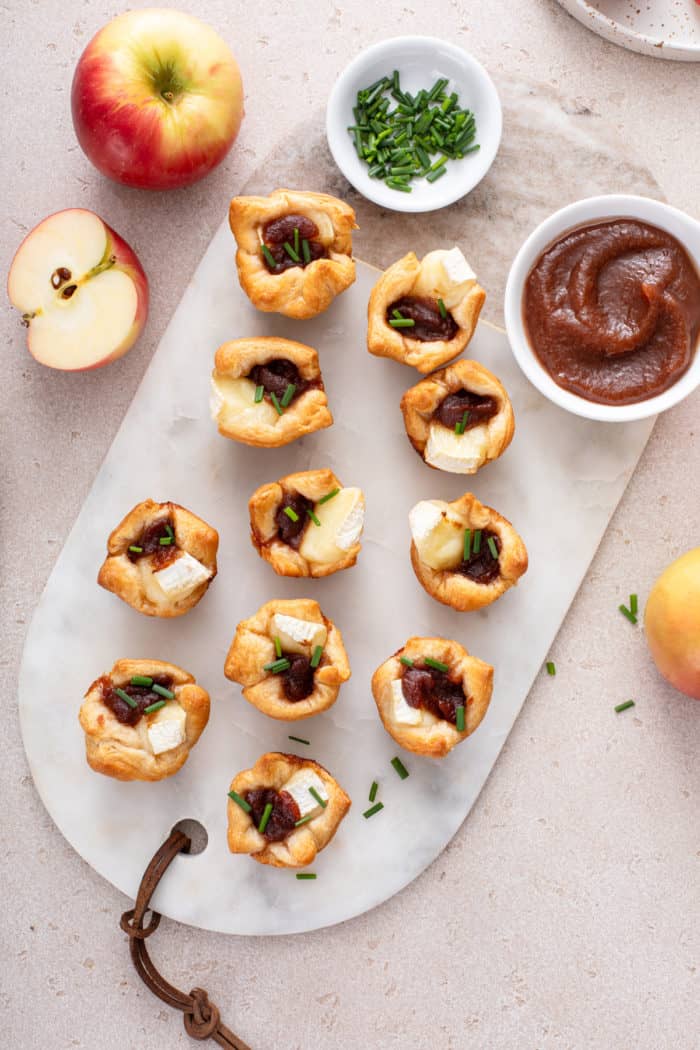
[120,829,252,1049]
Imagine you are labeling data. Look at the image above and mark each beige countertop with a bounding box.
[2,2,698,1047]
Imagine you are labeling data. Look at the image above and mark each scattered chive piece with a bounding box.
[258,802,273,834]
[228,790,252,814]
[614,700,635,713]
[144,700,166,714]
[437,298,447,319]
[274,635,282,659]
[318,488,339,504]
[283,241,300,262]
[455,410,469,435]
[293,226,300,256]
[281,383,296,408]
[546,661,556,676]
[128,545,143,553]
[309,787,327,808]
[159,536,173,546]
[424,657,449,673]
[618,604,638,625]
[152,683,175,700]
[307,508,321,527]
[263,658,291,674]
[487,536,499,560]
[389,317,416,328]
[295,814,314,827]
[254,384,264,403]
[288,735,310,745]
[165,524,174,538]
[400,655,414,668]
[310,645,323,669]
[392,308,404,320]
[130,675,153,687]
[115,687,138,709]
[296,873,317,880]
[473,529,482,554]
[283,506,300,523]
[302,238,311,264]
[270,392,283,416]
[455,705,465,732]
[463,528,472,560]
[391,756,409,780]
[630,593,638,616]
[260,244,277,269]
[369,780,379,803]
[363,802,384,819]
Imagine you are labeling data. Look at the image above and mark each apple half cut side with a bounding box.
[7,208,149,371]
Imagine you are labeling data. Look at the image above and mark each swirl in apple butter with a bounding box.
[388,296,459,342]
[524,219,700,405]
[275,493,313,549]
[261,214,329,273]
[126,517,178,568]
[100,673,174,727]
[434,389,499,430]
[455,529,501,584]
[401,663,466,724]
[244,787,300,841]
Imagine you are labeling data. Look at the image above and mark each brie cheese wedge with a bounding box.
[299,487,365,564]
[425,423,489,474]
[271,613,327,656]
[147,703,187,756]
[210,375,279,427]
[283,768,329,819]
[409,499,464,572]
[152,551,212,601]
[413,247,477,310]
[391,678,422,726]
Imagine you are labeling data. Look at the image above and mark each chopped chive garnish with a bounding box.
[130,675,153,687]
[618,604,638,625]
[400,655,414,667]
[258,802,273,834]
[281,383,296,408]
[295,814,314,827]
[288,735,310,745]
[144,700,166,714]
[159,536,173,545]
[302,238,311,264]
[165,524,174,538]
[306,508,321,527]
[473,529,482,554]
[455,705,465,732]
[270,392,283,416]
[363,802,384,819]
[310,645,323,669]
[296,872,317,879]
[318,488,339,504]
[115,687,137,709]
[426,164,447,183]
[128,545,143,553]
[392,308,404,320]
[283,506,300,522]
[274,635,282,658]
[437,298,447,318]
[228,790,252,814]
[283,241,300,262]
[391,756,409,780]
[260,244,277,269]
[630,593,638,616]
[263,658,291,674]
[254,384,264,403]
[389,317,416,328]
[455,410,469,435]
[369,781,379,803]
[424,657,449,673]
[463,528,472,560]
[546,661,556,676]
[614,700,635,713]
[293,226,300,255]
[487,536,499,560]
[309,787,327,808]
[152,684,175,700]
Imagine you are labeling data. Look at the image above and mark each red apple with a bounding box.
[7,208,149,371]
[71,9,244,190]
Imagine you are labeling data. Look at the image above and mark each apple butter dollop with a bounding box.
[281,654,315,702]
[401,663,466,724]
[100,673,174,727]
[524,218,700,405]
[388,296,459,342]
[244,787,301,842]
[456,529,501,584]
[261,214,328,273]
[126,516,177,568]
[248,358,309,404]
[275,492,313,549]
[434,389,498,430]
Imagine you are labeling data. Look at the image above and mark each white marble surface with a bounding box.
[2,1,700,1047]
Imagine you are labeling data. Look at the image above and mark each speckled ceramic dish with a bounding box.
[556,0,700,61]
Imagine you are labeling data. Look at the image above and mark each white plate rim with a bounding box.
[555,0,700,62]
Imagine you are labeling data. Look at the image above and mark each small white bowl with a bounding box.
[504,194,700,422]
[326,36,502,214]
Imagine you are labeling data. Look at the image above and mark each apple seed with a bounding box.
[61,284,78,300]
[51,266,72,289]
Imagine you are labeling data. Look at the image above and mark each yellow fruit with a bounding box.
[644,548,700,700]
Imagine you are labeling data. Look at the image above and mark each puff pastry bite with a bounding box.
[249,468,365,578]
[97,499,218,617]
[367,247,486,373]
[229,188,357,319]
[409,493,528,611]
[210,336,332,448]
[227,752,351,868]
[372,637,493,757]
[224,598,351,720]
[401,359,514,474]
[79,659,210,781]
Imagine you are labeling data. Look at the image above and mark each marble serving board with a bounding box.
[18,241,654,935]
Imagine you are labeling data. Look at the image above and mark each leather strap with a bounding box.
[120,829,252,1049]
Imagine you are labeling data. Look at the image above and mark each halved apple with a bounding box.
[7,208,149,371]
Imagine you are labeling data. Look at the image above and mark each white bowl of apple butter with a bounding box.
[504,195,700,422]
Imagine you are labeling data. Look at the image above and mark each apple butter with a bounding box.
[401,663,466,724]
[388,296,458,342]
